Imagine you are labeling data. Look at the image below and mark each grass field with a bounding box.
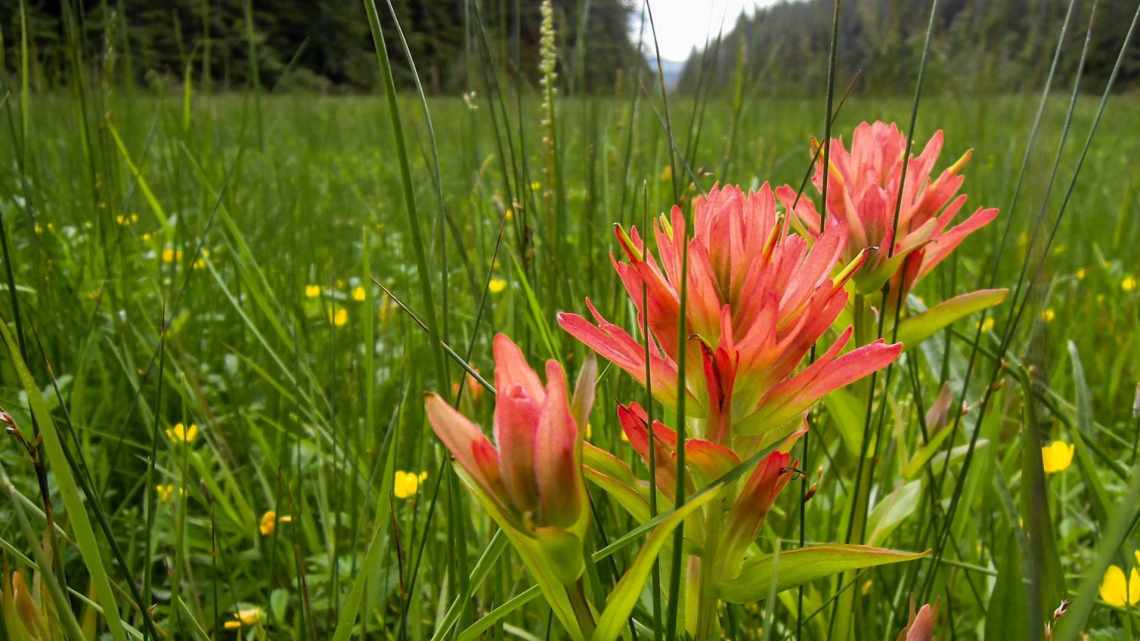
[3,36,1140,641]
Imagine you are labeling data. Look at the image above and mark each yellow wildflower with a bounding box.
[155,484,176,504]
[488,277,508,294]
[161,247,184,264]
[1040,308,1055,323]
[142,232,152,242]
[330,307,348,327]
[259,511,293,536]
[1123,275,1137,292]
[192,248,209,270]
[304,284,321,298]
[1099,564,1140,608]
[531,181,541,191]
[504,208,514,221]
[223,607,264,629]
[979,317,995,333]
[1041,440,1074,474]
[352,286,367,302]
[1075,268,1086,280]
[394,470,426,499]
[165,422,199,445]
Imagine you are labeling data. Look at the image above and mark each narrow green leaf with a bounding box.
[985,535,1030,641]
[822,387,868,456]
[718,545,928,603]
[509,250,561,359]
[592,486,721,641]
[866,480,922,547]
[896,288,1008,349]
[901,425,956,480]
[0,322,128,641]
[583,466,651,524]
[107,122,172,233]
[1067,341,1112,526]
[457,586,542,641]
[429,530,508,641]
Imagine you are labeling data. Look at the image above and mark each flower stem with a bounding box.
[568,578,596,638]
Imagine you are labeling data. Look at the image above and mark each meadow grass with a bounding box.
[2,59,1140,641]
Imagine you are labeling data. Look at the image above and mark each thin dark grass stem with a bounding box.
[800,1,842,636]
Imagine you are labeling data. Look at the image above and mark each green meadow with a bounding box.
[3,5,1140,641]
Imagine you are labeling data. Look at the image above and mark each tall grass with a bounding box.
[2,2,1140,640]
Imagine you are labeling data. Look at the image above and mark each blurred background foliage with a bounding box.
[3,0,1138,96]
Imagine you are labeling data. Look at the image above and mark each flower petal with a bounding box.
[534,360,584,528]
[424,393,503,502]
[493,333,545,402]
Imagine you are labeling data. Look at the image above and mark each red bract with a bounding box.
[779,121,999,298]
[615,401,798,579]
[424,333,587,531]
[558,184,901,444]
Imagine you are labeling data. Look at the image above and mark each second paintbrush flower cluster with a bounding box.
[423,121,1005,640]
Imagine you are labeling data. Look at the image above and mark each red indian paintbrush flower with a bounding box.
[615,401,796,576]
[778,120,999,298]
[424,333,591,581]
[558,184,902,443]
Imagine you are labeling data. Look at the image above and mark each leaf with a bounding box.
[822,387,869,456]
[718,545,929,603]
[0,322,129,641]
[457,587,542,641]
[928,440,988,471]
[1065,340,1094,439]
[591,487,721,641]
[901,425,956,480]
[583,443,651,523]
[431,531,509,641]
[571,355,598,430]
[895,289,1008,348]
[866,480,923,547]
[985,536,1029,641]
[584,467,651,524]
[510,251,561,359]
[1067,342,1111,526]
[455,468,587,641]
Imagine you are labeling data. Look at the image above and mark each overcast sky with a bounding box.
[629,1,784,62]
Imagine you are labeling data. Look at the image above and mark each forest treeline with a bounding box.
[0,0,642,93]
[677,0,1140,95]
[3,1,1137,95]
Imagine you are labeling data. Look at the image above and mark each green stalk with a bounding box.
[361,0,446,387]
[567,579,596,638]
